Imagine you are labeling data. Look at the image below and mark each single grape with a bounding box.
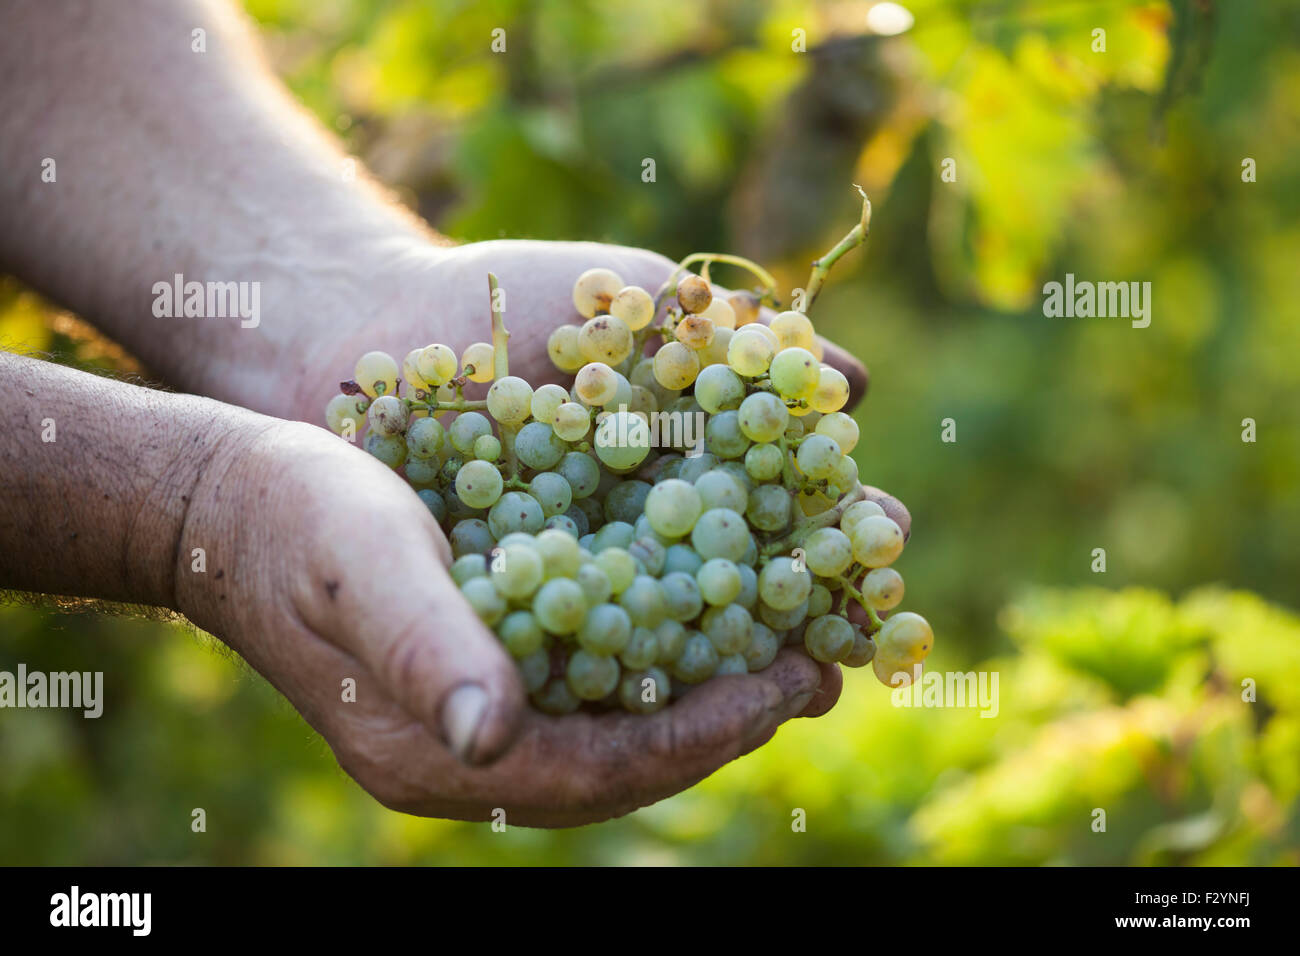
[562,504,590,537]
[325,393,367,437]
[572,362,616,406]
[449,518,495,557]
[862,567,904,610]
[500,610,545,658]
[515,421,567,470]
[532,578,587,635]
[416,488,447,523]
[566,649,621,701]
[449,411,492,455]
[610,285,655,330]
[553,402,592,442]
[840,499,887,538]
[525,472,571,518]
[795,433,842,481]
[702,604,752,655]
[628,537,667,576]
[643,478,703,538]
[619,575,666,628]
[579,315,634,365]
[653,341,700,390]
[461,342,495,383]
[694,471,748,514]
[815,412,859,455]
[693,364,745,414]
[663,544,703,576]
[517,648,551,693]
[850,515,905,568]
[872,648,919,688]
[487,491,545,538]
[699,297,736,330]
[456,459,505,510]
[593,411,651,471]
[676,274,712,314]
[660,571,704,622]
[803,527,854,578]
[878,611,933,664]
[697,327,734,369]
[460,576,506,626]
[577,603,633,655]
[830,453,859,495]
[807,584,833,618]
[486,375,533,424]
[405,417,445,459]
[737,392,789,444]
[736,564,758,609]
[759,598,808,631]
[576,562,612,605]
[405,458,438,487]
[402,348,429,392]
[547,324,585,373]
[590,521,635,553]
[770,311,816,351]
[620,627,662,670]
[746,484,792,533]
[677,451,718,484]
[416,344,458,387]
[473,434,502,462]
[572,267,624,318]
[671,632,720,683]
[532,528,583,579]
[529,382,568,425]
[716,654,748,676]
[804,615,855,663]
[354,350,399,398]
[810,366,850,414]
[705,410,751,460]
[674,314,715,350]
[690,508,751,562]
[696,558,742,606]
[549,452,597,501]
[364,433,407,469]
[743,622,781,671]
[604,480,652,525]
[758,557,812,611]
[743,442,783,482]
[842,633,877,668]
[768,347,820,401]
[654,619,688,664]
[594,547,637,595]
[366,395,408,437]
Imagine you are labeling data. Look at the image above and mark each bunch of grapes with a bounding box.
[323,206,931,714]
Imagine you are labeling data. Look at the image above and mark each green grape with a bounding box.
[530,383,569,425]
[653,341,700,390]
[700,413,746,462]
[460,576,505,626]
[877,611,933,664]
[495,532,536,549]
[572,267,624,318]
[759,598,808,631]
[486,375,534,424]
[814,412,858,455]
[576,562,612,605]
[577,603,633,656]
[690,508,751,562]
[741,536,759,568]
[727,327,775,377]
[698,326,734,368]
[744,442,783,482]
[675,274,712,314]
[700,297,737,330]
[517,648,551,693]
[455,459,504,510]
[746,484,792,533]
[804,527,854,577]
[406,417,445,459]
[758,557,812,611]
[611,285,655,331]
[487,491,545,538]
[769,347,820,400]
[643,478,703,538]
[515,421,567,470]
[810,366,850,414]
[325,393,367,436]
[702,604,752,655]
[547,325,584,373]
[718,459,755,491]
[531,528,582,579]
[621,627,661,670]
[532,677,581,715]
[696,558,742,606]
[694,471,748,513]
[629,384,658,416]
[574,362,619,405]
[744,622,781,672]
[693,364,745,414]
[443,487,479,522]
[354,350,399,398]
[450,553,487,586]
[654,620,688,664]
[499,610,545,658]
[590,521,635,553]
[660,572,704,622]
[604,480,651,525]
[736,564,758,609]
[416,343,458,387]
[449,411,492,455]
[671,632,719,684]
[807,583,833,618]
[618,666,670,714]
[663,544,703,575]
[366,395,407,437]
[631,357,679,408]
[737,392,789,444]
[804,615,855,663]
[715,654,748,676]
[528,472,573,518]
[850,515,905,568]
[553,402,592,442]
[450,518,495,558]
[555,451,600,499]
[440,454,464,484]
[862,567,904,610]
[619,576,666,628]
[840,499,887,538]
[364,433,407,469]
[677,452,718,484]
[795,433,842,481]
[628,537,667,577]
[830,453,859,495]
[402,348,429,393]
[593,411,651,471]
[783,417,806,441]
[491,544,544,600]
[594,547,637,595]
[562,505,589,537]
[842,634,876,668]
[473,434,502,462]
[461,342,495,383]
[532,578,587,635]
[405,458,439,488]
[416,488,446,522]
[770,311,816,351]
[578,315,634,365]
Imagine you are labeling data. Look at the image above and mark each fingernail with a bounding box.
[442,683,490,765]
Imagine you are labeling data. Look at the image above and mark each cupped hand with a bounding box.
[174,416,824,825]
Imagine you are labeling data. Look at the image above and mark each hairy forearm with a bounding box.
[0,0,435,409]
[0,351,261,607]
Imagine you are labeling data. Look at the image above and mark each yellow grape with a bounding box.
[810,365,850,413]
[402,348,428,391]
[461,342,495,383]
[416,343,458,387]
[770,311,816,350]
[726,328,775,376]
[354,350,399,398]
[768,347,820,400]
[815,411,859,454]
[676,274,712,314]
[653,341,700,390]
[547,324,584,373]
[578,314,634,365]
[572,268,623,318]
[698,326,733,367]
[699,297,736,330]
[553,402,592,441]
[674,314,714,350]
[574,362,619,405]
[610,286,655,331]
[325,393,366,437]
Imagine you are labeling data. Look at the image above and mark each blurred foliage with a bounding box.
[2,0,1298,863]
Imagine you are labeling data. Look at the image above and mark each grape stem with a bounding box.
[802,186,872,314]
[761,484,866,557]
[838,577,883,633]
[411,398,489,412]
[652,253,780,316]
[488,272,509,379]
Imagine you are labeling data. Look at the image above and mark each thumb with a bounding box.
[302,529,525,766]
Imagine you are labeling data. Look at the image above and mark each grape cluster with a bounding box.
[324,261,932,714]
